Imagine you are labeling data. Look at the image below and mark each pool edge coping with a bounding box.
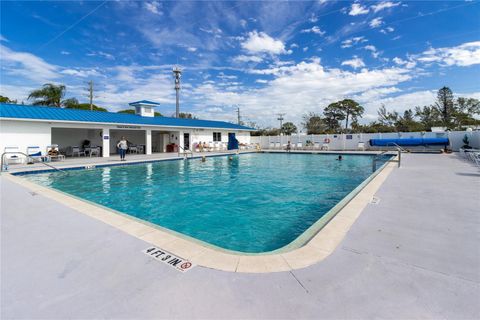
[1,153,398,273]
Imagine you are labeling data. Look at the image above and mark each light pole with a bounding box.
[173,66,182,118]
[277,113,285,135]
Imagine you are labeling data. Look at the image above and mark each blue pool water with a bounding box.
[22,153,389,253]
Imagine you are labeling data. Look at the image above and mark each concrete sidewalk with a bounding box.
[1,153,479,319]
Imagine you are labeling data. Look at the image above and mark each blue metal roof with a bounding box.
[128,100,161,106]
[0,103,253,130]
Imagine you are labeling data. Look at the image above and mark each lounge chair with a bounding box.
[3,146,23,164]
[296,142,302,150]
[357,142,366,151]
[27,146,43,162]
[46,145,65,161]
[321,143,329,151]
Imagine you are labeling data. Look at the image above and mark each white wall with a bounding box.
[0,120,51,155]
[188,129,251,145]
[251,130,480,152]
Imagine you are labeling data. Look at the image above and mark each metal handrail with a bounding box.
[372,147,401,171]
[1,151,64,172]
[177,145,194,158]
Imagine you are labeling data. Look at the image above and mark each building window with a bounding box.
[213,132,222,142]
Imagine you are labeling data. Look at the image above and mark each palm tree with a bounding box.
[28,84,66,107]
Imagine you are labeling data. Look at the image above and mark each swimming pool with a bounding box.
[21,153,390,253]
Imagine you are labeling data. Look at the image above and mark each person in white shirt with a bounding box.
[117,137,128,161]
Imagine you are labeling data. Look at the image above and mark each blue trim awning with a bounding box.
[0,103,254,131]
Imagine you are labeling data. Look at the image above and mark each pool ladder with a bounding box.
[1,151,64,172]
[177,146,194,159]
[372,147,402,172]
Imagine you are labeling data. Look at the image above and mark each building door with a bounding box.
[183,133,190,150]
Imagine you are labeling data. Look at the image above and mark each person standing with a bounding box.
[117,136,128,161]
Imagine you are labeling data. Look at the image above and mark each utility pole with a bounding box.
[237,106,241,125]
[173,66,182,118]
[88,80,94,111]
[277,113,285,135]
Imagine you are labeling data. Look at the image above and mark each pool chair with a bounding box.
[27,146,43,162]
[46,145,65,161]
[296,142,302,150]
[3,146,24,164]
[274,142,281,149]
[128,145,138,154]
[71,146,86,157]
[269,142,275,149]
[89,146,101,157]
[357,142,366,151]
[321,143,329,151]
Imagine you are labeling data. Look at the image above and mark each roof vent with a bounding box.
[128,100,160,117]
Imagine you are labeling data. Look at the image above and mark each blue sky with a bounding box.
[1,0,479,128]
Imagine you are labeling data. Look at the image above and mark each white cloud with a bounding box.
[364,45,380,58]
[341,56,366,69]
[61,68,102,78]
[369,17,383,28]
[303,47,309,52]
[392,57,416,68]
[416,41,480,67]
[341,36,367,48]
[191,59,412,126]
[60,51,70,55]
[349,3,369,16]
[255,79,268,84]
[241,31,289,55]
[0,35,8,42]
[380,26,395,34]
[86,51,115,60]
[233,55,263,63]
[187,47,197,52]
[300,26,326,36]
[371,1,401,13]
[144,1,162,15]
[0,44,59,83]
[290,43,299,48]
[217,72,237,80]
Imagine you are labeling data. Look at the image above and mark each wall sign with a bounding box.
[346,134,353,140]
[142,246,196,272]
[103,135,109,140]
[117,125,142,129]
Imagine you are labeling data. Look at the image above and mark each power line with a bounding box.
[38,1,107,51]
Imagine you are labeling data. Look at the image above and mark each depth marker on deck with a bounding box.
[370,196,381,205]
[142,246,196,272]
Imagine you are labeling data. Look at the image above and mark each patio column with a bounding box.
[177,130,184,150]
[145,129,152,155]
[102,128,110,157]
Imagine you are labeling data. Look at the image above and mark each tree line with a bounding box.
[251,87,479,136]
[0,83,196,119]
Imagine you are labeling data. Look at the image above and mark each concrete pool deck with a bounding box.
[1,153,479,319]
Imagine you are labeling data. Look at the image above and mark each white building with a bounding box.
[0,101,252,157]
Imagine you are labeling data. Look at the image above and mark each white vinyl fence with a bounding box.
[251,130,480,152]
